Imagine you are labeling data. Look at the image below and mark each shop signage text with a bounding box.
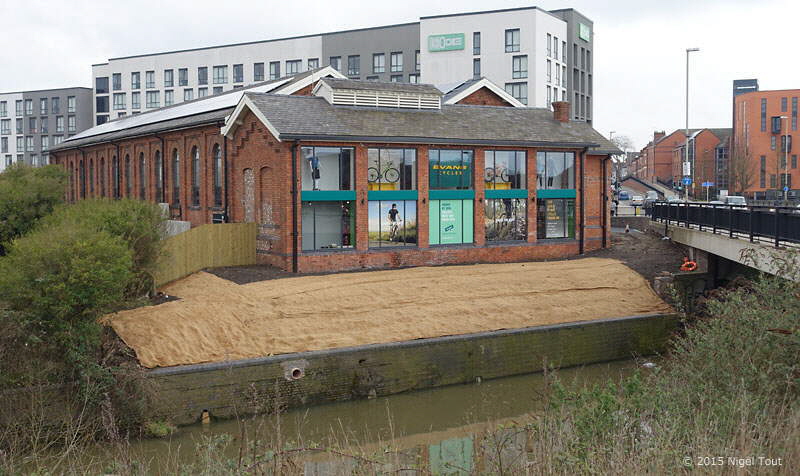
[428,33,465,52]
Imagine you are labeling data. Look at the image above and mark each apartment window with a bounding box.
[513,56,528,79]
[547,86,552,105]
[473,59,481,79]
[96,77,109,94]
[96,96,109,113]
[213,65,228,84]
[51,98,60,115]
[770,174,777,188]
[233,64,244,83]
[41,117,48,133]
[146,91,160,108]
[171,149,180,206]
[586,50,591,71]
[164,90,174,106]
[793,154,798,169]
[113,93,126,110]
[184,89,194,101]
[191,146,200,206]
[39,98,48,115]
[29,117,37,133]
[253,62,264,81]
[782,134,793,153]
[198,67,208,85]
[198,88,208,98]
[164,69,174,87]
[53,135,63,145]
[301,146,354,191]
[56,116,64,133]
[555,67,561,88]
[68,115,76,133]
[0,101,6,117]
[213,87,223,95]
[793,97,798,131]
[771,135,776,150]
[581,47,586,69]
[390,75,403,82]
[366,75,379,81]
[0,119,9,135]
[178,68,188,86]
[330,56,341,72]
[0,137,7,153]
[110,73,121,91]
[373,53,385,73]
[118,112,126,118]
[537,199,575,239]
[347,55,360,76]
[269,61,280,79]
[15,100,22,116]
[761,98,767,132]
[415,50,420,71]
[24,99,33,115]
[547,33,552,56]
[4,155,11,166]
[505,82,528,105]
[390,52,403,72]
[409,74,420,83]
[553,37,559,60]
[212,144,222,207]
[771,115,782,134]
[41,135,49,152]
[562,41,567,62]
[131,92,141,109]
[505,29,520,52]
[145,70,155,89]
[473,32,481,55]
[760,155,767,188]
[308,58,319,70]
[781,97,788,112]
[16,137,23,153]
[286,60,301,75]
[25,136,33,152]
[131,72,141,89]
[16,118,22,134]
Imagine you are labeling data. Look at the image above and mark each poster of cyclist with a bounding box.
[368,200,417,247]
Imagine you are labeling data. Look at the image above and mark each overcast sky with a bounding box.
[2,0,798,149]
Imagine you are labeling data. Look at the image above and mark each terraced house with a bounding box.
[50,68,618,273]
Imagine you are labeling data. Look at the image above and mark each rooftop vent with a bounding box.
[314,78,442,110]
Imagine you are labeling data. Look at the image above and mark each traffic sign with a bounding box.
[784,186,789,192]
[683,177,692,185]
[702,181,714,187]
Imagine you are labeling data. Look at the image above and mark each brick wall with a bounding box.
[456,87,513,107]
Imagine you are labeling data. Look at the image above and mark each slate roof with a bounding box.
[440,78,482,103]
[320,78,442,96]
[245,93,620,153]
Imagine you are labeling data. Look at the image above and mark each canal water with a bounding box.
[82,359,644,473]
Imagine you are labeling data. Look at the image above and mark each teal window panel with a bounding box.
[300,190,357,201]
[485,189,528,199]
[429,190,475,200]
[537,189,576,199]
[367,190,418,200]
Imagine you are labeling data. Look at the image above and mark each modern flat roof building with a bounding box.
[0,87,92,172]
[91,6,594,125]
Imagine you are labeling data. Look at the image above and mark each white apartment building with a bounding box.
[91,6,593,125]
[0,92,23,172]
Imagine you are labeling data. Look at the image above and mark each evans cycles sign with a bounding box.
[428,33,465,52]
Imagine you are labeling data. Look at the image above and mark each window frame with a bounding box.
[505,28,520,53]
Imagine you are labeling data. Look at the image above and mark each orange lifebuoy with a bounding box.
[680,257,697,272]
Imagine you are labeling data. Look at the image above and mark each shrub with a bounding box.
[0,163,67,254]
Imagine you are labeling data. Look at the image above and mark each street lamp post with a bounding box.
[684,47,700,201]
[780,115,789,202]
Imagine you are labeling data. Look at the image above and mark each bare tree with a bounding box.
[610,135,634,182]
[727,148,755,195]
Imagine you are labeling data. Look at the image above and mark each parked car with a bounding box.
[630,195,644,206]
[643,190,659,207]
[618,190,630,201]
[722,195,747,207]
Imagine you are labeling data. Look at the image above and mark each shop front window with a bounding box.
[537,199,575,239]
[485,150,526,189]
[485,198,527,241]
[367,148,416,190]
[301,201,354,251]
[429,199,474,245]
[301,147,353,191]
[536,151,575,189]
[368,200,417,248]
[429,149,473,190]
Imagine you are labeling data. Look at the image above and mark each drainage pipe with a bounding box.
[291,141,299,273]
[579,147,589,254]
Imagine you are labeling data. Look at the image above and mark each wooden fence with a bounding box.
[154,223,257,287]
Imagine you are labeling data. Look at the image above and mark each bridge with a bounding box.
[650,202,800,280]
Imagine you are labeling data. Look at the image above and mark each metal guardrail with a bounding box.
[651,202,800,248]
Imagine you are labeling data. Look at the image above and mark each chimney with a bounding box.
[654,131,666,142]
[552,101,570,123]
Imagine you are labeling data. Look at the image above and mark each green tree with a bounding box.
[0,163,67,254]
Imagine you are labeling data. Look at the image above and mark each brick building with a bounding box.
[670,128,731,199]
[51,73,618,273]
[732,82,800,200]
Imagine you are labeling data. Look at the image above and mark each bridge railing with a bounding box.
[651,202,800,248]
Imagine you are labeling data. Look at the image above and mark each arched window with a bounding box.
[154,150,163,203]
[124,154,131,198]
[191,146,200,206]
[79,160,86,199]
[112,156,120,199]
[99,157,106,197]
[212,144,222,207]
[139,152,147,200]
[171,148,180,206]
[89,159,95,196]
[69,162,75,202]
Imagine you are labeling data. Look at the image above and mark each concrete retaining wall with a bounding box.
[150,313,680,425]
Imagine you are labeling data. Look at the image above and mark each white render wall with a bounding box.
[419,8,567,107]
[92,35,324,119]
[0,92,23,172]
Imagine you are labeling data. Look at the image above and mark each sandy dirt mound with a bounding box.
[106,258,672,368]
